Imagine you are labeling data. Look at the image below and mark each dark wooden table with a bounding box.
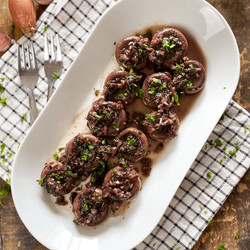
[0,0,249,249]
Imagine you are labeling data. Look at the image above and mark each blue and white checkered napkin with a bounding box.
[0,0,249,249]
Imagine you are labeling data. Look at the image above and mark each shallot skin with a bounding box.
[35,0,54,5]
[0,33,11,53]
[8,0,36,37]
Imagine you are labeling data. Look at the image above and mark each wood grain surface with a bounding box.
[0,0,249,249]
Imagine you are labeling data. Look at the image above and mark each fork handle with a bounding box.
[28,88,38,124]
[47,79,55,101]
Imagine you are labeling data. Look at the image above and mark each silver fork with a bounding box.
[17,43,39,124]
[44,34,63,101]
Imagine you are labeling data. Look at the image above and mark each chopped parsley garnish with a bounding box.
[7,152,12,158]
[138,48,143,55]
[234,232,240,239]
[98,160,105,168]
[199,205,203,209]
[81,150,92,161]
[0,77,5,82]
[238,109,242,114]
[94,89,100,96]
[120,66,125,71]
[189,65,195,70]
[146,113,156,123]
[172,93,180,106]
[94,114,102,119]
[53,153,59,161]
[112,120,117,129]
[204,210,208,214]
[1,155,6,163]
[207,219,212,226]
[131,82,138,88]
[229,149,236,157]
[175,63,185,75]
[0,186,10,198]
[52,173,63,179]
[73,220,80,226]
[43,25,49,32]
[0,84,5,93]
[66,171,73,176]
[206,172,212,179]
[186,79,193,89]
[113,41,116,45]
[148,87,155,95]
[120,158,127,167]
[118,93,127,98]
[142,147,147,151]
[5,178,11,184]
[158,83,167,91]
[215,139,223,147]
[218,243,227,250]
[58,147,65,152]
[162,39,176,53]
[208,139,214,146]
[10,23,15,30]
[88,144,95,150]
[21,113,27,123]
[0,143,5,155]
[126,138,136,145]
[243,127,247,132]
[129,68,133,75]
[143,43,148,48]
[224,155,227,159]
[102,139,106,145]
[52,72,58,79]
[136,89,144,98]
[0,97,7,106]
[83,203,89,212]
[221,112,225,120]
[235,142,239,151]
[36,176,46,185]
[152,78,162,84]
[0,185,11,206]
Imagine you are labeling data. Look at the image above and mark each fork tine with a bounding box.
[26,44,31,69]
[44,34,49,61]
[22,44,26,68]
[50,34,55,61]
[17,44,21,71]
[31,42,37,69]
[55,34,62,62]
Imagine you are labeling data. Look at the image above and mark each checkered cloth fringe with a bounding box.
[0,0,249,249]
